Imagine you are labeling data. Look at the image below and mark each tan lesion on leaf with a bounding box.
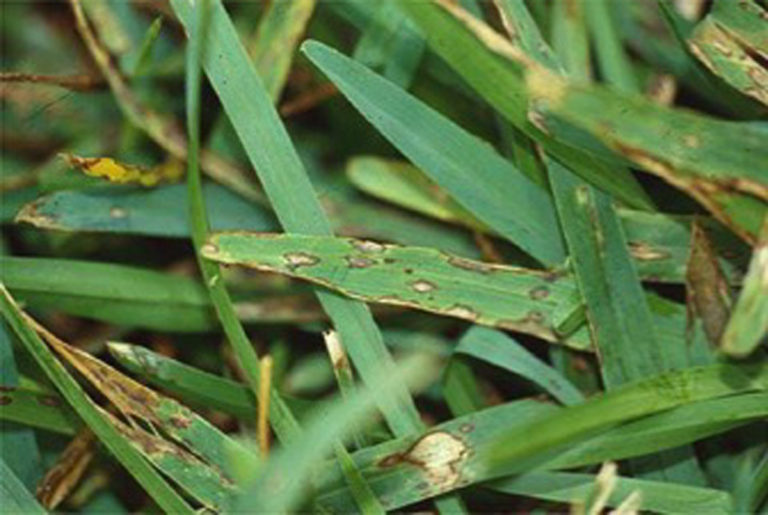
[378,431,471,491]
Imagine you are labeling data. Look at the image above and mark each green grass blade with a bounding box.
[0,322,43,489]
[0,457,46,515]
[0,286,194,514]
[491,470,732,514]
[484,363,768,477]
[549,159,672,386]
[108,342,256,419]
[332,442,386,515]
[583,0,639,93]
[550,0,591,82]
[493,0,562,72]
[303,40,565,265]
[249,0,316,100]
[0,385,78,436]
[202,232,587,349]
[456,326,584,405]
[722,217,768,357]
[528,68,768,243]
[16,183,278,237]
[314,377,764,510]
[0,256,215,332]
[169,0,424,438]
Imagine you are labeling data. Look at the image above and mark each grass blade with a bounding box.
[722,216,768,357]
[303,40,565,265]
[491,470,732,514]
[527,68,768,243]
[202,232,587,349]
[0,457,45,515]
[456,326,584,405]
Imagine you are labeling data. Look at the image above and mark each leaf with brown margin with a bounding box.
[689,17,768,106]
[686,221,733,347]
[24,313,257,483]
[722,216,768,357]
[202,232,588,350]
[689,0,768,107]
[526,67,768,243]
[36,429,96,510]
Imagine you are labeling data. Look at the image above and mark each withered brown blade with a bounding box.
[686,220,733,346]
[36,429,96,510]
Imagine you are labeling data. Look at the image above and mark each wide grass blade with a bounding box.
[202,232,586,349]
[527,68,768,243]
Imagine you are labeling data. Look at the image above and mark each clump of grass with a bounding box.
[1,0,767,513]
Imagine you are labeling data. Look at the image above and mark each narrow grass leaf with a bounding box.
[303,40,565,265]
[492,0,562,72]
[0,458,45,515]
[0,256,215,332]
[456,326,584,405]
[491,470,732,514]
[722,216,768,357]
[333,442,386,515]
[0,386,78,436]
[249,0,316,100]
[549,158,671,386]
[0,287,194,514]
[583,0,639,93]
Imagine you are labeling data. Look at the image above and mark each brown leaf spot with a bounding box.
[411,280,437,293]
[447,256,494,274]
[109,206,127,219]
[283,252,320,270]
[628,241,670,261]
[39,395,60,407]
[528,286,550,300]
[345,256,376,269]
[378,431,470,490]
[169,415,191,430]
[352,239,386,253]
[0,395,11,405]
[445,304,479,321]
[0,386,16,392]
